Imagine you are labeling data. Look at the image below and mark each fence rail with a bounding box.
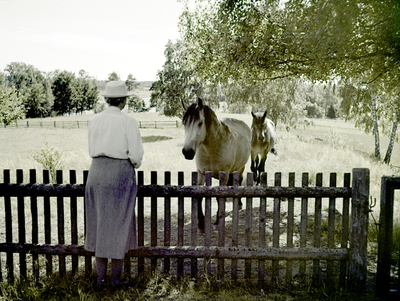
[2,120,180,129]
[0,168,370,291]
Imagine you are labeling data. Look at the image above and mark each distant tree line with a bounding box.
[0,62,148,126]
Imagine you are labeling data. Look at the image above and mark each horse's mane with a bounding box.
[183,103,219,131]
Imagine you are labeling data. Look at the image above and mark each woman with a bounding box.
[85,80,144,288]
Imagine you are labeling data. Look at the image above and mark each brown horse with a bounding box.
[251,111,277,184]
[182,98,251,231]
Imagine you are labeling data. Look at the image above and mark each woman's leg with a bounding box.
[96,257,108,285]
[111,259,124,285]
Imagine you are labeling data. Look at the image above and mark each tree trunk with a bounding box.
[384,112,398,164]
[371,90,381,160]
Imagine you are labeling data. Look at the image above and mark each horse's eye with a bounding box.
[198,121,203,127]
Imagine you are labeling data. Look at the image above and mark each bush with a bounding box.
[31,142,64,183]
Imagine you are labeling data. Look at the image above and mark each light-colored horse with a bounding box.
[182,98,251,231]
[251,111,277,184]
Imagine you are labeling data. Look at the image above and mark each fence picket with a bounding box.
[204,171,212,276]
[313,173,323,285]
[218,171,227,280]
[327,173,337,285]
[57,170,66,277]
[43,170,52,275]
[245,173,253,280]
[231,171,240,281]
[30,169,39,279]
[4,170,14,283]
[70,170,78,276]
[151,171,157,273]
[191,172,198,278]
[286,172,295,284]
[177,172,184,278]
[164,171,171,275]
[272,173,281,283]
[299,173,309,283]
[17,170,26,280]
[340,173,351,287]
[258,172,267,283]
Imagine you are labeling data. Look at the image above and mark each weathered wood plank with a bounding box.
[340,173,351,287]
[258,172,267,283]
[231,171,240,281]
[299,173,308,283]
[348,168,370,291]
[57,170,66,277]
[244,173,253,280]
[312,173,322,285]
[177,172,184,278]
[327,173,337,285]
[30,169,39,280]
[377,176,400,297]
[43,170,52,276]
[191,172,198,278]
[0,243,350,260]
[204,171,212,277]
[164,171,171,275]
[0,183,352,198]
[286,172,295,285]
[151,171,157,273]
[272,173,281,283]
[17,170,26,279]
[4,170,14,283]
[69,170,78,276]
[218,172,226,280]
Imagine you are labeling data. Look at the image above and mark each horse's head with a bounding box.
[251,111,268,142]
[182,98,207,160]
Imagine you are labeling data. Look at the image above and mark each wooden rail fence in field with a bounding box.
[2,120,180,129]
[0,168,370,291]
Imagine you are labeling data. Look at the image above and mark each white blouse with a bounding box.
[88,106,144,168]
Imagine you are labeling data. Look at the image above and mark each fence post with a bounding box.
[348,168,370,291]
[376,176,400,298]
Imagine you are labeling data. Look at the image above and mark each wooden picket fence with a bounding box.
[2,120,179,129]
[0,168,370,291]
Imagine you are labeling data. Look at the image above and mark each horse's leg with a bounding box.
[197,172,205,232]
[250,152,257,182]
[258,153,267,182]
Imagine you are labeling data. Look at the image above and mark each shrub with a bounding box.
[31,142,64,183]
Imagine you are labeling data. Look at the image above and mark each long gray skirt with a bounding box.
[84,157,137,259]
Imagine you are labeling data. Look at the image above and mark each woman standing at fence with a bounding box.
[84,80,144,288]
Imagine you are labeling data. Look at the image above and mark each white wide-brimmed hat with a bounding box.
[102,80,135,98]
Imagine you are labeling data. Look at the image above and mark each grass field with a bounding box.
[1,111,398,202]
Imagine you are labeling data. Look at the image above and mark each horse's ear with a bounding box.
[197,97,203,110]
[181,99,188,111]
[262,111,267,119]
[251,111,256,118]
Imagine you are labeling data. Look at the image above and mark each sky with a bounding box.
[0,0,187,81]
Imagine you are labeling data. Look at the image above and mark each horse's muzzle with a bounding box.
[182,148,195,160]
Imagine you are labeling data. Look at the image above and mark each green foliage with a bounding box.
[31,142,64,183]
[23,83,54,118]
[150,40,202,117]
[51,70,75,115]
[107,71,120,81]
[0,86,25,125]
